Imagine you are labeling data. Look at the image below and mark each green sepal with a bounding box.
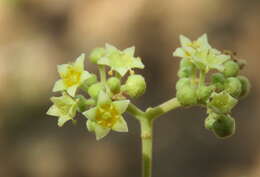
[207,91,238,114]
[204,112,217,130]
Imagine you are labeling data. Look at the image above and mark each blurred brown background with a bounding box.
[0,0,259,177]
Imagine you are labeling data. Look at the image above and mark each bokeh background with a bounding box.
[0,0,259,177]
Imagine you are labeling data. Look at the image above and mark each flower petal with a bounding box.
[74,53,85,71]
[67,85,78,97]
[197,34,210,48]
[173,48,186,58]
[80,70,91,83]
[113,100,130,114]
[180,35,191,47]
[52,79,66,92]
[105,43,117,53]
[86,120,96,132]
[97,56,110,65]
[57,116,71,127]
[123,46,135,56]
[94,124,110,140]
[112,116,128,132]
[83,107,97,120]
[97,91,111,106]
[57,64,69,76]
[132,57,145,69]
[46,105,60,116]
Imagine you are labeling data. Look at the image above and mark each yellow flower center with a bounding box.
[62,67,81,87]
[96,104,120,128]
[189,42,200,49]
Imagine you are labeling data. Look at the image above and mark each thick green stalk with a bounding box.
[140,118,153,177]
[145,97,181,120]
[126,97,182,177]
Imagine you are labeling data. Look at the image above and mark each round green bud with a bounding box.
[176,84,197,106]
[177,67,194,78]
[85,74,98,86]
[89,47,105,64]
[176,78,191,91]
[225,77,242,98]
[211,73,226,91]
[223,60,240,77]
[196,85,214,102]
[238,76,251,99]
[107,77,121,93]
[88,82,104,99]
[122,74,146,98]
[212,114,235,138]
[204,113,217,130]
[178,59,196,78]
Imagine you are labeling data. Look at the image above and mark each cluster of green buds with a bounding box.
[173,34,251,138]
[47,44,146,140]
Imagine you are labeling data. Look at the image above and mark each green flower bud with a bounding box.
[178,59,196,78]
[176,78,191,91]
[122,74,146,98]
[238,76,251,99]
[197,85,214,102]
[85,74,98,86]
[75,95,95,112]
[177,67,194,78]
[88,82,104,99]
[176,84,197,106]
[107,77,121,93]
[207,91,238,114]
[212,114,235,138]
[211,73,226,91]
[223,60,240,77]
[89,47,105,64]
[225,77,242,98]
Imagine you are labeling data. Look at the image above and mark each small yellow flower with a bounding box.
[53,54,90,96]
[47,92,78,127]
[83,91,129,140]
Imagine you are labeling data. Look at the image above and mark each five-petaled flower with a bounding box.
[53,54,91,97]
[83,91,129,140]
[173,34,230,72]
[47,92,78,127]
[97,44,144,77]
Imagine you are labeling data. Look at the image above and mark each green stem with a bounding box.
[126,103,145,120]
[99,65,106,84]
[126,98,182,177]
[140,118,153,177]
[199,71,206,86]
[145,97,181,120]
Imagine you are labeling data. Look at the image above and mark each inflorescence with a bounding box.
[47,34,250,139]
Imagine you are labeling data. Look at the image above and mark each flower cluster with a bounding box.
[173,34,251,138]
[47,44,146,140]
